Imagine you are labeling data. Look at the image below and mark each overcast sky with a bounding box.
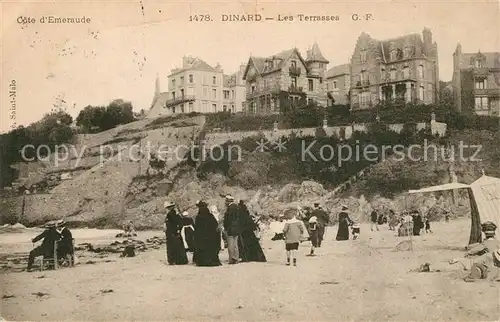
[1,0,499,132]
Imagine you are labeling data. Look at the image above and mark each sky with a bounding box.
[1,0,499,133]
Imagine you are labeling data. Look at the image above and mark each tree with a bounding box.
[439,81,454,109]
[76,99,135,133]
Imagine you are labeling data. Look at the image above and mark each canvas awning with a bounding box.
[408,182,470,194]
[407,175,500,245]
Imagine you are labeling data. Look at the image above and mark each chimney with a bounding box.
[423,28,432,55]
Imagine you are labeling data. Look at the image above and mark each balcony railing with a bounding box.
[354,80,370,88]
[288,85,304,94]
[472,67,490,75]
[289,66,301,76]
[246,84,281,99]
[474,88,500,97]
[165,95,195,107]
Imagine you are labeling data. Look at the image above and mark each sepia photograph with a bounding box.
[1,0,499,320]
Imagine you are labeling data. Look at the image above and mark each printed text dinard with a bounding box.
[189,13,374,22]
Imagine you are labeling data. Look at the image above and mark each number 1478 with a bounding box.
[189,15,212,22]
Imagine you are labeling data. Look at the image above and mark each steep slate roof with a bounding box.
[460,52,500,69]
[326,63,350,78]
[379,34,423,62]
[171,57,217,74]
[243,48,309,79]
[306,43,329,63]
[357,32,426,64]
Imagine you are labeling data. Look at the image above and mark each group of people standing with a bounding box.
[163,195,267,267]
[370,208,432,236]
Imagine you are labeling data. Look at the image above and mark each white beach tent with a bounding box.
[408,174,500,245]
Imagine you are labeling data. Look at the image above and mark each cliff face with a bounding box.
[2,115,205,228]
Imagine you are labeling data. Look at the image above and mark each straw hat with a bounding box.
[224,195,235,201]
[341,205,348,210]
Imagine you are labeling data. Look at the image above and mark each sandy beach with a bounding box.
[1,219,499,321]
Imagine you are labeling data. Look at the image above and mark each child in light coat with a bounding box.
[282,209,305,266]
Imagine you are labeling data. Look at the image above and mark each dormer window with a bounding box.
[404,47,412,59]
[360,49,367,63]
[475,59,483,68]
[291,60,297,68]
[390,50,398,61]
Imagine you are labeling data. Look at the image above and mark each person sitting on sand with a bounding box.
[466,222,500,257]
[123,220,137,237]
[27,222,61,272]
[450,248,500,282]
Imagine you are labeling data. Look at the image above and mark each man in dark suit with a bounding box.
[311,202,329,247]
[223,195,241,264]
[56,220,74,265]
[27,222,61,272]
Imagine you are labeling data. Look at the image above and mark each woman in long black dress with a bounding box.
[237,201,267,262]
[193,201,222,267]
[336,206,354,241]
[164,201,188,265]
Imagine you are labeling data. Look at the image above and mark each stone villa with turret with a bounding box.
[242,43,329,114]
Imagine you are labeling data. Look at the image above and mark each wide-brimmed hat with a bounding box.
[42,221,57,228]
[341,205,348,210]
[56,219,67,227]
[308,216,318,223]
[182,211,189,217]
[224,195,234,201]
[164,201,175,208]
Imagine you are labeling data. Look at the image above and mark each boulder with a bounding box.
[277,183,300,202]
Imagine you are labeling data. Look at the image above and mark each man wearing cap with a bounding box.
[164,201,188,265]
[311,202,329,247]
[27,222,61,272]
[466,221,500,257]
[223,195,241,264]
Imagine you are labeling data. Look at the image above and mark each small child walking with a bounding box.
[425,217,432,233]
[282,209,305,266]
